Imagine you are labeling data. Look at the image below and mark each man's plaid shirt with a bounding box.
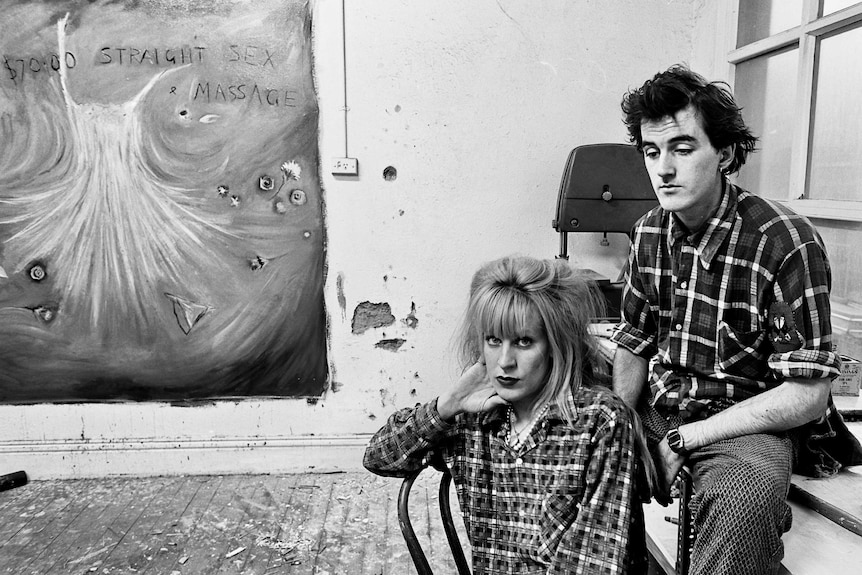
[364,384,644,574]
[611,181,862,476]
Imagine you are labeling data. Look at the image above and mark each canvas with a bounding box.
[0,0,328,402]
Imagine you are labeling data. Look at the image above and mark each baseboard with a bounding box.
[0,434,373,480]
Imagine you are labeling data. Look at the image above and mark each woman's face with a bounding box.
[482,313,551,414]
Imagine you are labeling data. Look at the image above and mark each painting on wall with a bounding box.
[0,0,328,403]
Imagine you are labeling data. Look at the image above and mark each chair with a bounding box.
[398,466,471,575]
[552,143,658,319]
[675,467,695,575]
[552,142,657,256]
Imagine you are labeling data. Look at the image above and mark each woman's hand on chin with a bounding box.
[437,361,508,422]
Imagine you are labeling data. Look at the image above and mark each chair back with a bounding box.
[552,143,657,259]
[398,467,471,575]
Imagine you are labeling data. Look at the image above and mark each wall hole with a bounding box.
[383,166,397,181]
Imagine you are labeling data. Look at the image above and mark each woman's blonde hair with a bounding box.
[457,255,609,425]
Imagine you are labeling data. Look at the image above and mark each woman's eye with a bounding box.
[516,337,533,347]
[485,335,501,346]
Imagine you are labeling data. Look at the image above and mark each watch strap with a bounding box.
[666,426,688,456]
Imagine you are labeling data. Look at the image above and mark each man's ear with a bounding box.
[719,144,735,173]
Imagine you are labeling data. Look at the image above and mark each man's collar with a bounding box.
[667,181,737,271]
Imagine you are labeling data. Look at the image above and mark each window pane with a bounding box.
[737,0,803,46]
[822,0,862,16]
[809,25,862,201]
[816,225,862,361]
[733,49,798,200]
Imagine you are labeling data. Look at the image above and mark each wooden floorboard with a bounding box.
[1,481,82,573]
[23,479,118,574]
[172,474,248,574]
[0,479,50,547]
[356,475,389,575]
[136,475,215,575]
[303,473,341,574]
[0,471,466,575]
[55,477,148,574]
[229,475,293,575]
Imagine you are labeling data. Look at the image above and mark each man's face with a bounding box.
[640,105,732,231]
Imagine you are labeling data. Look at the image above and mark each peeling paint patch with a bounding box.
[351,302,395,334]
[330,380,344,393]
[402,302,419,329]
[336,273,347,320]
[375,338,406,352]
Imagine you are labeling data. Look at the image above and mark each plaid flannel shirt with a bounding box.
[611,181,862,476]
[364,385,644,574]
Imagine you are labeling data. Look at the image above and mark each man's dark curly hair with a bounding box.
[621,64,758,175]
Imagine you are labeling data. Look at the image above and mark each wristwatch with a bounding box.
[666,426,689,456]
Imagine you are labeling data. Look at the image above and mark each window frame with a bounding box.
[728,0,862,222]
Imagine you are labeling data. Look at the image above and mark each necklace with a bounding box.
[507,402,550,450]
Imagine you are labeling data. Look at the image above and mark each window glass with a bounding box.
[821,0,861,16]
[808,25,862,201]
[816,225,862,360]
[737,0,802,46]
[808,28,862,201]
[733,49,798,200]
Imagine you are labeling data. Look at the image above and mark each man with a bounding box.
[611,65,862,575]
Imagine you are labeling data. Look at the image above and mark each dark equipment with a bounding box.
[553,142,657,256]
[552,143,658,319]
[0,471,28,492]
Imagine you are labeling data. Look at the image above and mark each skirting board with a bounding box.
[0,434,373,480]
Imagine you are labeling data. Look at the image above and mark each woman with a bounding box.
[364,255,647,574]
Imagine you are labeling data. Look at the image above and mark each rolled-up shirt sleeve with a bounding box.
[611,240,659,359]
[767,240,841,381]
[363,399,455,477]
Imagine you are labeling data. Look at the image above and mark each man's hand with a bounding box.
[437,361,509,422]
[652,435,687,506]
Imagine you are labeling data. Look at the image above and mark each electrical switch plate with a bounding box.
[331,157,359,176]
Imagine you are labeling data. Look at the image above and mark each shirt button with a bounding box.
[675,323,683,331]
[515,457,523,465]
[680,281,687,289]
[519,509,526,517]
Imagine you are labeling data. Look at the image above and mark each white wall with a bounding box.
[1,0,724,478]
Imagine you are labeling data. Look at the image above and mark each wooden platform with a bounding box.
[0,471,467,575]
